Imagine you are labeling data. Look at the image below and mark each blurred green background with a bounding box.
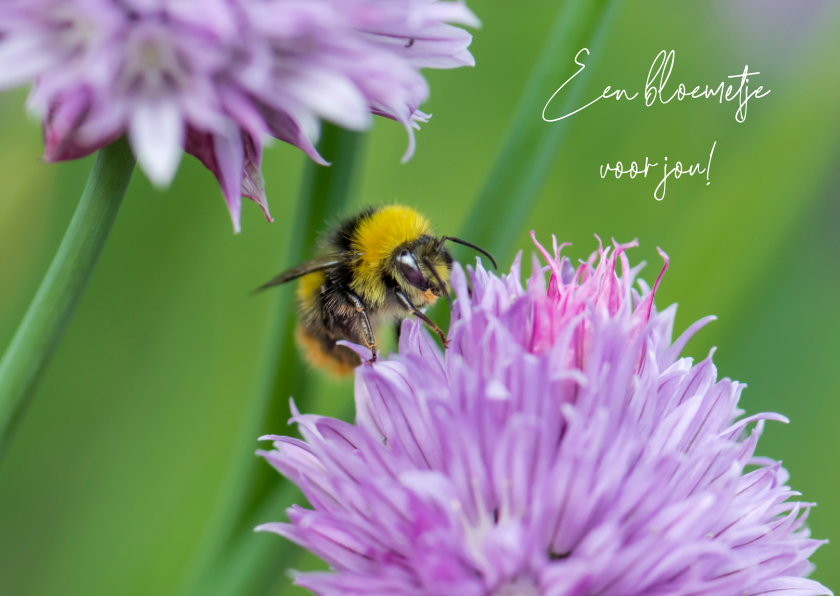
[1,0,838,594]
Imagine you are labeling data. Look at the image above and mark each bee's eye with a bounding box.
[398,250,426,287]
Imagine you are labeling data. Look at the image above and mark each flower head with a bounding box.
[0,0,478,232]
[258,234,831,596]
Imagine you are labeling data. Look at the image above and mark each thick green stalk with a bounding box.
[457,0,622,264]
[177,124,364,596]
[0,137,135,458]
[240,124,364,527]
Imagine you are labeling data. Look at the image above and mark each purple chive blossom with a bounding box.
[0,0,478,232]
[257,234,831,596]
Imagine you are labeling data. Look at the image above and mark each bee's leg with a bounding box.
[394,290,449,347]
[343,289,379,362]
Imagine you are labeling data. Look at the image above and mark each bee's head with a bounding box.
[393,236,453,305]
[390,235,497,306]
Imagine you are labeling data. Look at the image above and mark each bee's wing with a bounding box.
[253,255,343,294]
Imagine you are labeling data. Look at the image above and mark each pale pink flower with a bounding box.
[258,234,831,596]
[0,0,478,231]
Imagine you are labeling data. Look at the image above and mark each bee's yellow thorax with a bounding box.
[349,205,432,304]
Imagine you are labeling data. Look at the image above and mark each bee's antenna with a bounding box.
[441,236,498,269]
[423,257,452,306]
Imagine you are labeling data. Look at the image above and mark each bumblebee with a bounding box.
[256,205,496,376]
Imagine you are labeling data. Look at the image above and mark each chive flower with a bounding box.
[0,0,478,231]
[258,234,831,596]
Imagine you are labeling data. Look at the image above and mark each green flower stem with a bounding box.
[177,123,364,596]
[457,0,623,263]
[241,124,364,528]
[0,136,135,458]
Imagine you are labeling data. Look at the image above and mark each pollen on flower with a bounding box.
[256,234,830,596]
